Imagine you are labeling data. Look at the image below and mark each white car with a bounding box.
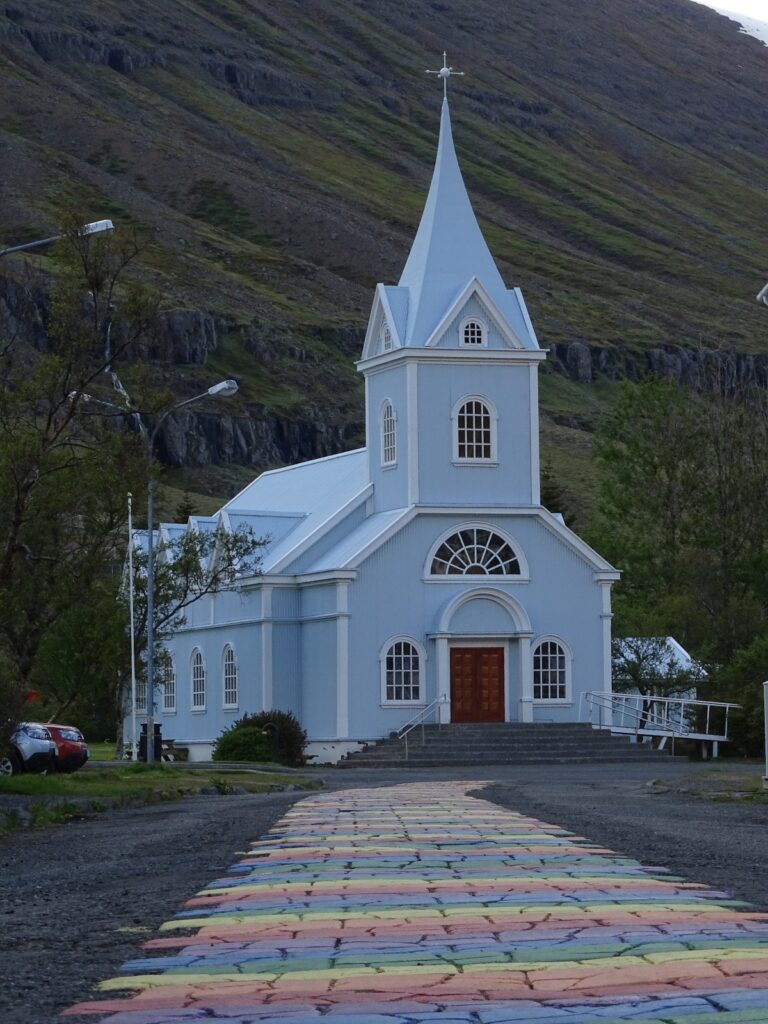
[0,722,57,775]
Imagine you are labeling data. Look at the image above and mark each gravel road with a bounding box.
[0,791,301,1024]
[2,759,766,1024]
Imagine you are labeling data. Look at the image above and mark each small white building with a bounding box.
[147,92,620,763]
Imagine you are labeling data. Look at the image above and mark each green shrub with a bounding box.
[212,726,272,763]
[213,710,308,767]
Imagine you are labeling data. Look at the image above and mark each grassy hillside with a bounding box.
[1,0,767,519]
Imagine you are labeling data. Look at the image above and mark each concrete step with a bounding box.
[342,723,668,767]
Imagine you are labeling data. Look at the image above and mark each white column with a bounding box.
[600,581,613,694]
[518,635,533,722]
[407,361,419,506]
[260,586,273,710]
[529,363,541,504]
[336,581,351,738]
[437,637,450,723]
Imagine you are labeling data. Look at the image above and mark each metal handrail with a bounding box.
[581,690,740,743]
[397,695,450,760]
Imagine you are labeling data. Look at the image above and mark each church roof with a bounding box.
[222,448,371,573]
[397,98,538,350]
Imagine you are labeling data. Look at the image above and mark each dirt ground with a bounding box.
[1,758,766,1024]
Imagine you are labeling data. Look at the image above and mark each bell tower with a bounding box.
[357,58,545,513]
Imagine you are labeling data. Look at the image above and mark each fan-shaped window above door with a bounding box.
[430,527,521,576]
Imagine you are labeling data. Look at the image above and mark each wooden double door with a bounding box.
[450,646,505,723]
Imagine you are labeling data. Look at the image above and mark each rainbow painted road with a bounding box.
[66,782,768,1023]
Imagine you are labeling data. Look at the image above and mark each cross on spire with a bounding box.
[426,51,465,98]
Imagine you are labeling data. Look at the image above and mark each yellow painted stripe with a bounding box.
[98,947,768,992]
[160,901,738,930]
[196,875,692,896]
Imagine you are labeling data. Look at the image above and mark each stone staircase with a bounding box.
[339,722,667,768]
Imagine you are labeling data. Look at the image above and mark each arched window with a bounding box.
[461,317,486,346]
[163,658,176,713]
[191,649,206,710]
[381,638,423,704]
[430,527,521,576]
[455,398,494,461]
[380,323,393,351]
[381,400,396,466]
[533,638,570,702]
[223,645,238,708]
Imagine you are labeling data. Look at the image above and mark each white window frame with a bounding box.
[380,322,393,352]
[459,315,487,347]
[191,648,207,712]
[380,636,426,707]
[222,644,239,710]
[162,658,176,714]
[532,635,573,705]
[424,523,528,581]
[136,677,147,713]
[452,395,498,463]
[380,399,397,467]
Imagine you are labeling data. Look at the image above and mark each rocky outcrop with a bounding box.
[150,310,221,365]
[5,25,163,73]
[549,341,768,391]
[155,406,354,471]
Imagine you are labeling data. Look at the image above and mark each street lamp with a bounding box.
[0,219,114,258]
[143,380,238,763]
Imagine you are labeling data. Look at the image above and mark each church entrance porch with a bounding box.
[450,646,504,722]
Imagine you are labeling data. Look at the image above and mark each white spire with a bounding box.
[398,97,536,348]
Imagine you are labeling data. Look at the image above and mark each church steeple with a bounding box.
[397,97,538,350]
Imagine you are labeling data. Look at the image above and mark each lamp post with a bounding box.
[143,380,238,763]
[0,219,114,258]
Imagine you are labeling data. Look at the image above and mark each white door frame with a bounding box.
[433,632,533,723]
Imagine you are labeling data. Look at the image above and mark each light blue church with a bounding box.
[154,94,619,763]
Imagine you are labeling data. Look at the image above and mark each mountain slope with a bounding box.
[1,0,767,511]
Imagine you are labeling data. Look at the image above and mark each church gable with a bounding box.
[361,285,408,359]
[422,277,528,350]
[429,287,523,350]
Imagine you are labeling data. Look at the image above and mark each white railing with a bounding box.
[581,691,740,749]
[397,695,450,759]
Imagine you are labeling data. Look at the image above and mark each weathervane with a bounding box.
[426,51,465,97]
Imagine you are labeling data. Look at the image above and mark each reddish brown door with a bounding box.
[450,647,505,723]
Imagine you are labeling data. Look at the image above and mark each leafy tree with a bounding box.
[175,492,198,521]
[0,219,156,748]
[592,377,768,662]
[611,636,705,697]
[593,374,768,753]
[118,524,265,754]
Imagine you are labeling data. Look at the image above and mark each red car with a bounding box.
[44,724,89,773]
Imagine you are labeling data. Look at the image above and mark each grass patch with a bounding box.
[88,741,117,761]
[0,764,317,801]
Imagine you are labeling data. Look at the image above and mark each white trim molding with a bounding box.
[380,398,397,468]
[336,580,351,737]
[222,643,239,710]
[459,314,488,348]
[190,646,207,712]
[260,587,273,710]
[531,634,573,705]
[379,634,427,708]
[438,587,532,635]
[425,522,530,581]
[452,394,498,463]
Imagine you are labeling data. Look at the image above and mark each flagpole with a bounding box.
[127,493,138,761]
